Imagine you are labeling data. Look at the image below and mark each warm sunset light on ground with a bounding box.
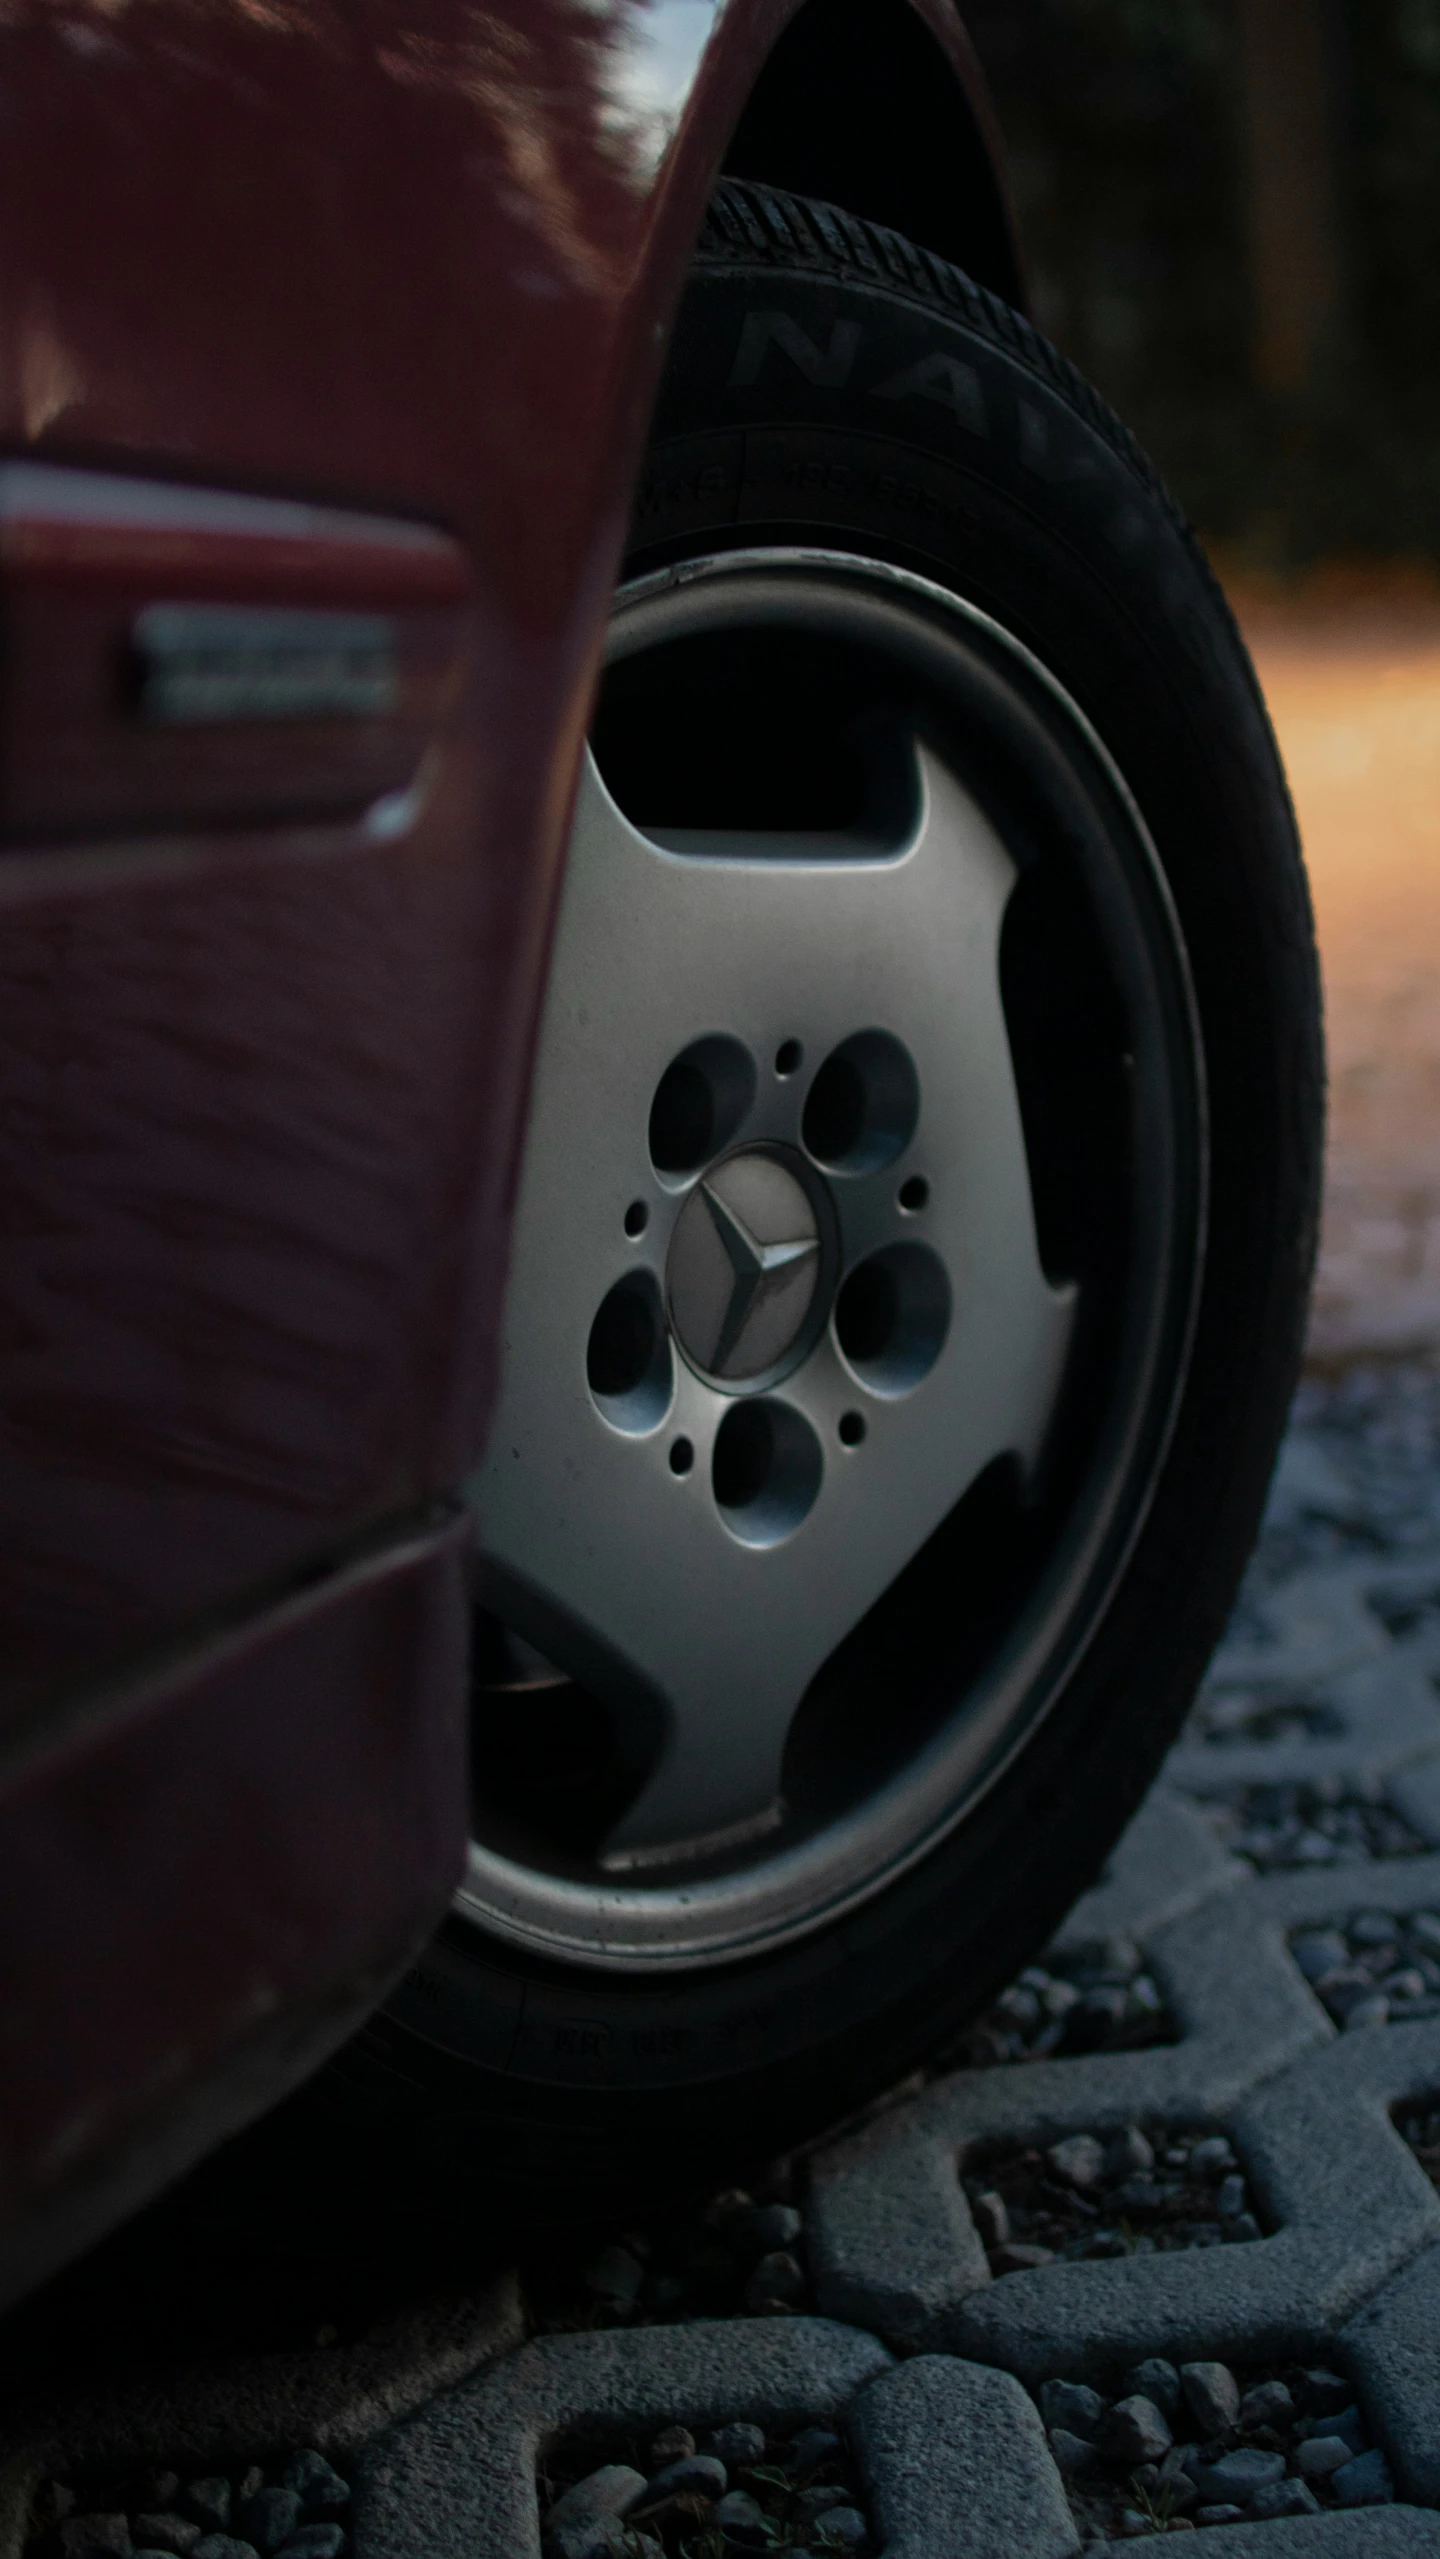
[1233,570,1440,1364]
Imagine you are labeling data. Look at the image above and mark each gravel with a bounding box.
[529,2178,815,2333]
[1242,1363,1440,1585]
[537,2411,873,2557]
[943,1936,1175,2072]
[962,2124,1263,2273]
[27,2462,349,2559]
[1290,1908,1440,2027]
[1200,1780,1427,1872]
[1037,2355,1391,2541]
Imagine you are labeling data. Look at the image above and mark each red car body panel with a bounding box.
[0,0,1017,2300]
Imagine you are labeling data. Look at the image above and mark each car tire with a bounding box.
[349,182,1322,2197]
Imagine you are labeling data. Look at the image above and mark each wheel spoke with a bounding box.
[470,736,1074,1861]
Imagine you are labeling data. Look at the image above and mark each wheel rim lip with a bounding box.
[454,545,1209,1972]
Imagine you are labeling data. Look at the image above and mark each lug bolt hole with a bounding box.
[838,1410,866,1446]
[586,1273,673,1434]
[899,1175,929,1213]
[649,1035,756,1178]
[712,1399,822,1547]
[804,1030,919,1172]
[775,1038,803,1077]
[669,1436,694,1476]
[624,1199,649,1238]
[835,1243,950,1397]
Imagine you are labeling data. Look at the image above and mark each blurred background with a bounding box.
[966,0,1440,1367]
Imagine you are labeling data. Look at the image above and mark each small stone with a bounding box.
[1049,2430,1097,2478]
[704,2424,765,2470]
[1238,2381,1292,2428]
[1223,2212,1262,2243]
[1344,1994,1391,2030]
[1410,1912,1440,1951]
[546,2468,646,2542]
[1180,2361,1241,2433]
[1111,2176,1166,2217]
[996,1985,1042,2031]
[1047,2133,1107,2191]
[737,2202,803,2250]
[1083,2229,1128,2257]
[186,2492,231,2535]
[1193,2451,1285,2505]
[1124,2361,1182,2419]
[191,2540,257,2559]
[1248,2482,1320,2520]
[813,2512,865,2551]
[1216,2174,1247,2220]
[1103,2396,1173,2465]
[638,2457,726,2507]
[1115,2514,1151,2539]
[555,2528,658,2559]
[584,2244,645,2306]
[1041,2380,1109,2440]
[1328,2406,1369,2454]
[1292,1930,1349,1982]
[1196,2510,1244,2529]
[273,2535,342,2559]
[1295,2437,1354,2480]
[1351,1912,1399,1947]
[795,2487,849,2521]
[990,2240,1056,2273]
[148,2485,181,2516]
[1300,2367,1346,2412]
[647,2429,694,2467]
[1187,2138,1237,2179]
[1384,1968,1428,2001]
[1333,2451,1395,2508]
[784,2430,841,2481]
[971,2189,1009,2248]
[280,2463,348,2515]
[133,2524,197,2559]
[705,2186,753,2224]
[61,2521,131,2559]
[744,2249,805,2310]
[1105,2127,1155,2179]
[713,2490,769,2544]
[238,2480,264,2509]
[240,2496,300,2556]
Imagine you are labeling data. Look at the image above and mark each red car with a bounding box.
[0,0,1321,2302]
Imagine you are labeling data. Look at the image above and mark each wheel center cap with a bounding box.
[666,1148,823,1385]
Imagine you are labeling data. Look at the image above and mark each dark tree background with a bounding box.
[962,0,1440,562]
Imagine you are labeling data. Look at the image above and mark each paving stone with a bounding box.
[1343,2241,1440,2505]
[352,2321,891,2559]
[845,2354,1078,2558]
[809,1882,1330,2358]
[0,2285,523,2559]
[1048,1789,1245,1953]
[935,2016,1440,2381]
[1182,2521,1440,2556]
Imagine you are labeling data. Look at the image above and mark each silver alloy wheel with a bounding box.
[459,548,1205,1971]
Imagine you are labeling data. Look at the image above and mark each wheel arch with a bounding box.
[719,0,1026,305]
